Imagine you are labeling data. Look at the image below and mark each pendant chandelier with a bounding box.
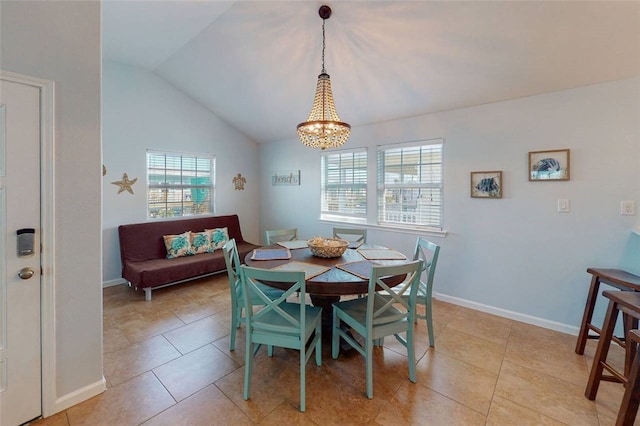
[297,5,351,150]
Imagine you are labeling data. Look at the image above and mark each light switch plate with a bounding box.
[557,199,570,213]
[621,201,636,215]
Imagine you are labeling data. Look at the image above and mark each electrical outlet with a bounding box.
[621,200,636,216]
[557,199,570,213]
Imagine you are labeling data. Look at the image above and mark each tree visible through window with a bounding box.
[320,148,367,222]
[377,140,443,229]
[147,151,215,219]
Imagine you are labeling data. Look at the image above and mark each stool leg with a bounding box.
[586,298,620,400]
[576,275,601,355]
[624,315,640,377]
[617,340,640,425]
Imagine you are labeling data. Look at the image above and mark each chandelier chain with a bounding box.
[321,19,326,74]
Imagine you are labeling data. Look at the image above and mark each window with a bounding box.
[147,151,215,219]
[320,148,367,222]
[377,139,443,229]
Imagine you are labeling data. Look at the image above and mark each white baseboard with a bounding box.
[102,278,126,288]
[434,292,580,336]
[54,376,106,413]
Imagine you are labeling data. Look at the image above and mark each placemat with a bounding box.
[347,241,364,249]
[276,240,309,250]
[336,260,377,280]
[251,248,291,260]
[269,261,330,280]
[357,249,407,260]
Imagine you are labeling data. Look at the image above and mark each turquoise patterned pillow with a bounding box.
[163,232,194,259]
[207,227,229,251]
[190,231,213,254]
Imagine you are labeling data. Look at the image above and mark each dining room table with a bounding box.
[243,242,411,346]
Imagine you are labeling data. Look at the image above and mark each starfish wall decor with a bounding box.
[112,173,137,194]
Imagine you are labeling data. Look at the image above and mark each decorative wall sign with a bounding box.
[471,171,502,198]
[232,173,246,190]
[111,173,137,194]
[272,170,300,186]
[529,149,570,181]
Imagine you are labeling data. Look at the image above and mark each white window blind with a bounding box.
[321,148,367,221]
[147,151,215,219]
[377,140,443,229]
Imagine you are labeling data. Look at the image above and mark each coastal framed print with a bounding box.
[471,171,502,198]
[529,149,570,181]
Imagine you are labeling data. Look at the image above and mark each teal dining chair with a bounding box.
[264,228,298,245]
[333,227,367,245]
[331,260,423,399]
[222,238,284,351]
[378,237,440,346]
[240,265,322,412]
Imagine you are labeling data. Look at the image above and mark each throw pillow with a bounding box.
[190,230,213,254]
[163,232,194,259]
[207,227,229,251]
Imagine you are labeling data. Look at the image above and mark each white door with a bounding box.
[0,79,42,425]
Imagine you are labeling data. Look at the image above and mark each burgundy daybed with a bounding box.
[118,214,259,300]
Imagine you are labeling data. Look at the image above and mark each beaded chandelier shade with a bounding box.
[297,5,351,150]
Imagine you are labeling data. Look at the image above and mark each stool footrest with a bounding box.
[602,361,628,384]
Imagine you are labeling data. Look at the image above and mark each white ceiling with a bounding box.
[102,1,640,144]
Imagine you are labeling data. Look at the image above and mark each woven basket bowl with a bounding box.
[307,238,349,258]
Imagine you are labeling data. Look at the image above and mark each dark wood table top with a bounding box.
[244,245,408,297]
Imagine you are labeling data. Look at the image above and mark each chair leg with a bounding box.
[366,338,374,399]
[425,297,435,347]
[408,326,416,383]
[315,322,322,366]
[243,339,253,400]
[230,304,239,351]
[332,309,340,359]
[300,344,306,412]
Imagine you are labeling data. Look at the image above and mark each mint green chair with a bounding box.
[240,265,322,412]
[333,227,367,245]
[410,238,440,346]
[264,228,298,245]
[331,260,423,399]
[378,238,440,346]
[222,239,283,351]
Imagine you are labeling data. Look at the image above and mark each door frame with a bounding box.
[1,70,56,418]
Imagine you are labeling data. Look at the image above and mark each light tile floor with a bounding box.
[30,274,634,425]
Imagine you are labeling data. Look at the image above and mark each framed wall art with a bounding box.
[528,149,570,181]
[470,171,502,198]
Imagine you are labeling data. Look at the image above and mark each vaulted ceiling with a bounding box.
[102,1,640,144]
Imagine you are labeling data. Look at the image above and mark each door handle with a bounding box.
[18,267,34,280]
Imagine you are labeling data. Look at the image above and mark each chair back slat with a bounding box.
[222,238,243,307]
[333,227,367,244]
[414,237,440,288]
[265,228,298,245]
[240,265,305,336]
[368,260,422,327]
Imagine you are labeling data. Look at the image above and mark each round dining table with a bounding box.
[244,244,409,319]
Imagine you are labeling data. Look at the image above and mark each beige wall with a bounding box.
[0,0,103,411]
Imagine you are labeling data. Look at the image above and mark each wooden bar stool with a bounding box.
[575,268,640,355]
[617,329,640,426]
[585,290,640,401]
